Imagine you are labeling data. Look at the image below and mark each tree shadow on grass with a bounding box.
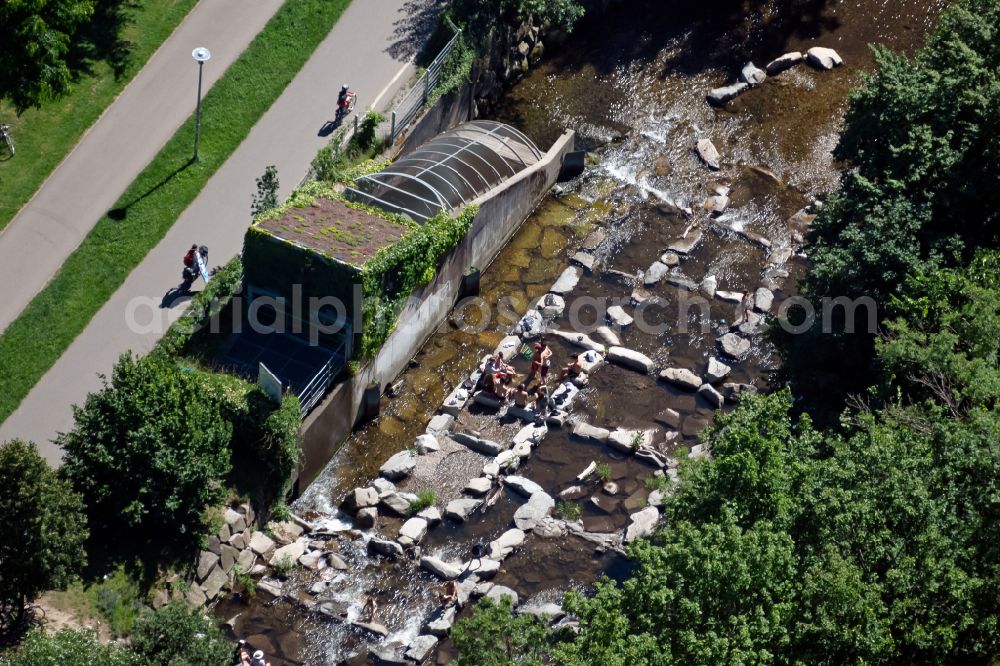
[107,157,194,221]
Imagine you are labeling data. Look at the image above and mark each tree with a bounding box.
[0,0,95,113]
[251,165,279,219]
[129,601,231,666]
[58,353,232,549]
[0,440,87,633]
[0,628,138,666]
[451,596,550,665]
[779,0,1000,413]
[450,0,585,46]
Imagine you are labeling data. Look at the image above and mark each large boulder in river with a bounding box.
[659,367,702,391]
[719,333,751,359]
[513,492,555,531]
[517,309,545,339]
[806,46,843,70]
[766,51,803,74]
[607,347,656,374]
[379,451,416,481]
[706,82,749,106]
[695,139,721,170]
[740,62,766,86]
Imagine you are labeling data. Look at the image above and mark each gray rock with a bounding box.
[489,528,526,559]
[382,492,413,517]
[417,506,442,526]
[482,461,501,478]
[220,543,238,573]
[666,229,703,254]
[695,139,721,170]
[518,309,546,339]
[426,413,455,437]
[655,407,682,428]
[559,485,585,499]
[397,517,428,546]
[185,585,207,608]
[594,325,621,346]
[380,450,416,481]
[420,556,464,580]
[754,287,774,313]
[370,644,406,665]
[405,635,439,663]
[643,261,670,286]
[453,432,504,456]
[706,357,731,383]
[607,346,656,374]
[201,564,228,600]
[636,446,670,468]
[465,477,493,496]
[740,61,766,86]
[606,305,634,327]
[700,274,718,298]
[666,274,699,291]
[370,477,396,497]
[766,51,804,74]
[445,498,482,522]
[581,228,606,251]
[570,252,596,272]
[298,552,326,571]
[722,382,758,402]
[659,367,702,391]
[768,246,793,266]
[369,537,404,558]
[414,433,440,455]
[698,383,725,408]
[424,605,457,636]
[603,481,620,495]
[465,557,501,579]
[608,428,653,453]
[572,421,610,442]
[506,475,545,498]
[707,82,749,105]
[704,195,729,215]
[197,551,219,582]
[715,290,744,303]
[225,508,247,534]
[625,506,660,543]
[548,329,606,353]
[485,585,520,607]
[806,46,843,70]
[738,309,765,336]
[344,487,379,511]
[719,333,751,359]
[270,538,306,567]
[513,492,555,531]
[236,547,255,573]
[550,267,582,295]
[229,533,246,550]
[355,507,377,529]
[660,251,680,266]
[205,534,221,556]
[536,292,566,319]
[519,603,566,622]
[327,553,349,570]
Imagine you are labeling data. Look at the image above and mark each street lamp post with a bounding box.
[191,47,211,161]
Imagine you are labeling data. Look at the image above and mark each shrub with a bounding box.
[0,439,88,633]
[556,501,581,521]
[595,462,611,482]
[271,554,294,580]
[91,567,143,638]
[129,601,231,666]
[407,490,436,515]
[451,596,550,665]
[0,628,138,666]
[58,353,232,550]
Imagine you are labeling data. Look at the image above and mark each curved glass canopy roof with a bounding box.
[345,120,543,222]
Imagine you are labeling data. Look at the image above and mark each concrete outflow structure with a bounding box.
[346,120,543,222]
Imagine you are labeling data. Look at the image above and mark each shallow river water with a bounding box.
[221,1,945,663]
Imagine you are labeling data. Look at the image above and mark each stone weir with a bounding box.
[296,130,577,489]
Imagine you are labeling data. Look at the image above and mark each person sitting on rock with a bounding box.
[512,383,533,408]
[438,579,459,605]
[485,354,514,379]
[560,353,585,380]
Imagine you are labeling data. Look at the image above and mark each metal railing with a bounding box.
[390,29,463,143]
[296,340,347,416]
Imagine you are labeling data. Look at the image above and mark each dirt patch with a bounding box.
[258,197,409,268]
[35,590,111,642]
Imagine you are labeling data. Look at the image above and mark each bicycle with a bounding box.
[0,124,14,158]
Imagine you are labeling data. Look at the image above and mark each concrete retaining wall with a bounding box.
[297,130,575,489]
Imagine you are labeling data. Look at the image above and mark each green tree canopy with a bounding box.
[58,353,232,550]
[450,596,550,666]
[0,439,87,632]
[0,628,138,666]
[0,0,95,113]
[128,601,232,666]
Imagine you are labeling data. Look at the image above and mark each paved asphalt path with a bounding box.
[0,0,286,334]
[0,0,441,463]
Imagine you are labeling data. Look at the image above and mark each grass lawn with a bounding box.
[0,0,199,231]
[0,0,352,424]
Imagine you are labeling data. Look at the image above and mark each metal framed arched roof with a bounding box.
[345,120,543,222]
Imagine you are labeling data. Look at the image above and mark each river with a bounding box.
[219,0,945,663]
